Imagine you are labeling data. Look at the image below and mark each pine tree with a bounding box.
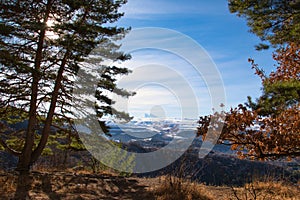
[229,0,300,50]
[0,1,131,199]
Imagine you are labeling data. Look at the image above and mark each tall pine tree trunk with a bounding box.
[14,1,52,199]
[14,171,32,200]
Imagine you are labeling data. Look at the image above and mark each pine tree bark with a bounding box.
[14,171,32,200]
[14,1,52,199]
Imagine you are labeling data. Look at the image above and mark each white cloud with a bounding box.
[120,0,227,19]
[108,35,226,118]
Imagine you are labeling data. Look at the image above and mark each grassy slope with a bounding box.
[0,171,299,200]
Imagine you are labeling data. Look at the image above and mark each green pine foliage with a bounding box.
[247,79,300,116]
[229,0,300,49]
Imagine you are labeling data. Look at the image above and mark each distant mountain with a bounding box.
[107,118,234,154]
[144,113,158,118]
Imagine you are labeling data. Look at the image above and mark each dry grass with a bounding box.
[154,176,213,200]
[230,181,300,200]
[0,172,17,199]
[0,171,299,200]
[153,175,300,200]
[32,162,121,177]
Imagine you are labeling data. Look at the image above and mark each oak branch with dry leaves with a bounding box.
[197,43,300,160]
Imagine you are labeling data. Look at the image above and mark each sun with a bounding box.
[45,19,58,40]
[46,19,55,28]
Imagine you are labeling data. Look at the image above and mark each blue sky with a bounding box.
[110,0,277,119]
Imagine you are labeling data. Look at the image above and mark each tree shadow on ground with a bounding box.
[41,173,61,200]
[31,172,155,200]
